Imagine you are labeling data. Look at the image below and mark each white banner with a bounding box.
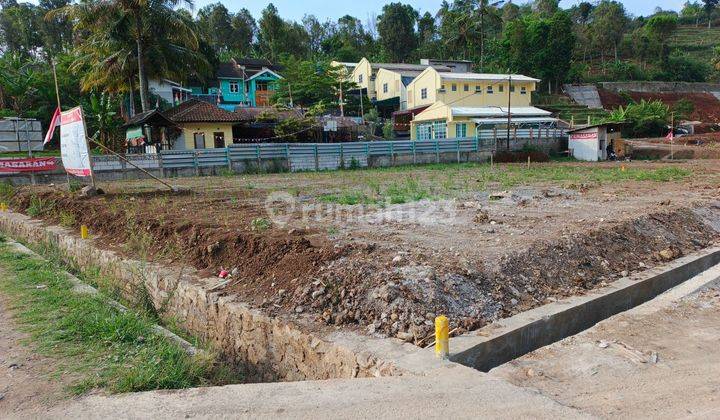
[60,107,93,177]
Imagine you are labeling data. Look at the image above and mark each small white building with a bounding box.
[148,79,191,107]
[567,123,623,161]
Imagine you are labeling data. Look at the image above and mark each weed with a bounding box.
[58,211,76,228]
[26,195,55,217]
[327,226,338,235]
[0,245,232,394]
[0,181,14,200]
[319,189,375,205]
[218,168,235,177]
[250,217,271,231]
[68,180,83,192]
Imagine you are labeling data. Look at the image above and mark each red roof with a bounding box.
[164,99,250,123]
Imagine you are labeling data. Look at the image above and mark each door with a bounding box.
[255,81,270,106]
[213,132,225,148]
[194,133,205,149]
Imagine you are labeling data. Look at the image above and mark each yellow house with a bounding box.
[164,99,247,149]
[407,68,557,140]
[349,58,450,104]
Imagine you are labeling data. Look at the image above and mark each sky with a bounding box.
[190,1,688,22]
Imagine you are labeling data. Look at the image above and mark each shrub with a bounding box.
[606,99,670,138]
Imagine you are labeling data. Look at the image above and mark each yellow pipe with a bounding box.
[435,315,449,359]
[80,225,89,239]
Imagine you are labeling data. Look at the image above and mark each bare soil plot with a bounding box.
[6,160,720,345]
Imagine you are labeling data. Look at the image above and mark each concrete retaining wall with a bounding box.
[450,246,720,372]
[0,212,407,382]
[600,81,720,94]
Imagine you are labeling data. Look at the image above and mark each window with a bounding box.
[433,121,447,139]
[464,84,469,92]
[229,81,239,93]
[358,74,363,84]
[213,132,225,148]
[487,85,494,94]
[383,83,388,93]
[475,85,482,93]
[520,86,527,95]
[451,84,457,92]
[193,133,205,149]
[421,88,428,99]
[499,84,504,93]
[510,84,516,93]
[416,123,432,140]
[455,123,467,138]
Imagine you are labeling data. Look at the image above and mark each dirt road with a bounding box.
[492,276,720,418]
[0,281,69,416]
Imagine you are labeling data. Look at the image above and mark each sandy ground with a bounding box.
[0,275,69,417]
[491,281,720,418]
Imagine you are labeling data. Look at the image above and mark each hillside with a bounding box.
[669,25,720,66]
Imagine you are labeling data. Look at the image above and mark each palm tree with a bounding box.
[51,0,201,113]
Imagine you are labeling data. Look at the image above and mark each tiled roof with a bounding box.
[164,99,250,123]
[216,62,244,79]
[123,109,175,127]
[234,107,304,121]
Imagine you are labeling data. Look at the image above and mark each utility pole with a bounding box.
[359,89,365,123]
[339,80,345,117]
[506,72,512,150]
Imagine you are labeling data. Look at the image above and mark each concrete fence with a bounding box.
[0,135,566,185]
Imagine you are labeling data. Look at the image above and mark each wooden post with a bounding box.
[314,143,319,171]
[456,138,461,163]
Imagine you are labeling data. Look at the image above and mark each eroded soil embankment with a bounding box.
[9,189,720,346]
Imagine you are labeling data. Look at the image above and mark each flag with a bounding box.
[665,129,674,141]
[43,107,61,145]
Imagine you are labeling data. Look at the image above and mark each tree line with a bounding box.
[2,0,720,146]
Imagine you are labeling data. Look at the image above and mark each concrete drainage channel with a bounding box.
[1,210,720,384]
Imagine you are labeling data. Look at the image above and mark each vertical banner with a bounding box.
[60,107,94,177]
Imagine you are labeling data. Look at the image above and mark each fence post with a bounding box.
[390,141,395,165]
[193,151,199,177]
[513,126,518,146]
[456,138,461,163]
[226,147,232,171]
[158,152,165,178]
[285,143,291,172]
[412,141,416,165]
[256,143,261,168]
[365,142,370,167]
[474,135,479,152]
[530,127,534,141]
[314,143,319,171]
[435,140,439,163]
[339,143,344,169]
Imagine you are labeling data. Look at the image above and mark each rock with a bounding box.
[277,289,286,296]
[79,185,98,197]
[620,270,629,277]
[510,298,518,306]
[597,340,609,349]
[659,248,674,261]
[391,255,405,266]
[0,393,4,401]
[294,306,304,313]
[396,331,414,342]
[311,288,325,299]
[206,242,220,254]
[650,351,659,364]
[639,262,647,268]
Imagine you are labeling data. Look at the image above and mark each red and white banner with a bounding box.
[43,107,61,145]
[0,157,57,173]
[569,132,598,141]
[60,107,93,177]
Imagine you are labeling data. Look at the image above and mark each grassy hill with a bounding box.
[669,25,720,66]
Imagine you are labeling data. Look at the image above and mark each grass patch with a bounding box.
[313,163,690,205]
[0,241,235,394]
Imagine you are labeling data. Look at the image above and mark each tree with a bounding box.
[257,3,309,60]
[197,3,235,53]
[534,0,559,16]
[53,0,203,113]
[590,1,629,66]
[681,1,704,26]
[230,9,256,55]
[703,0,718,27]
[273,58,359,112]
[377,2,418,62]
[644,13,678,64]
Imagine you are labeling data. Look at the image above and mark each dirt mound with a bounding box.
[10,189,342,300]
[282,206,720,343]
[597,88,720,123]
